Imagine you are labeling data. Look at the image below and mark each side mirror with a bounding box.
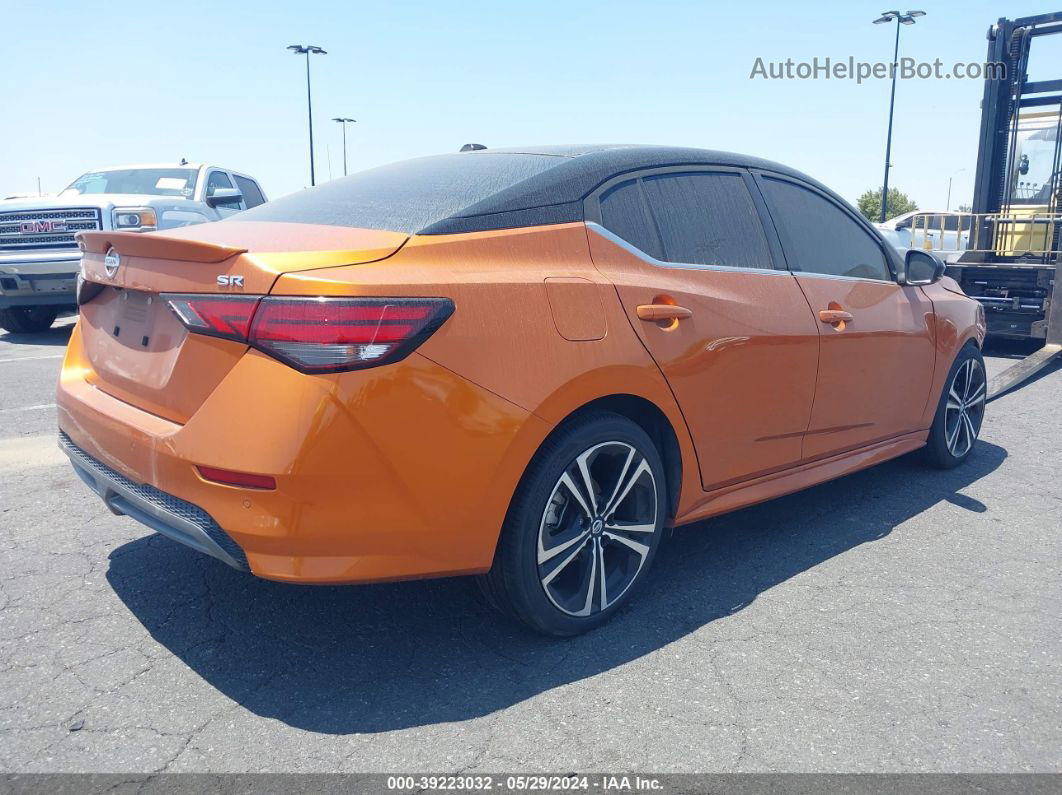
[904,249,946,285]
[206,188,243,208]
[895,217,912,230]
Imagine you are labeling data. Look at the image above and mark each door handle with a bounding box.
[818,309,853,324]
[637,304,693,321]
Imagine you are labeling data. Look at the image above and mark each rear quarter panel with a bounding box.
[270,222,704,519]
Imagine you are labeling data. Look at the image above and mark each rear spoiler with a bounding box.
[76,230,247,264]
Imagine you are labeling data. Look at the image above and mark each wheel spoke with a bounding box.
[540,534,590,585]
[603,530,650,561]
[576,538,599,616]
[538,528,590,565]
[965,380,986,408]
[951,411,968,450]
[604,520,656,534]
[557,472,594,520]
[961,411,977,455]
[597,539,608,610]
[949,384,963,406]
[603,457,651,518]
[602,447,635,517]
[946,397,962,413]
[574,450,599,516]
[961,361,976,402]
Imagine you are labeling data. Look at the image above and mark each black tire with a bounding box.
[480,411,667,636]
[0,306,59,334]
[922,343,986,469]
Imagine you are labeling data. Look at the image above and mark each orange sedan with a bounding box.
[59,145,987,635]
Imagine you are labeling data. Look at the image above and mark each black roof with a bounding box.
[235,145,835,236]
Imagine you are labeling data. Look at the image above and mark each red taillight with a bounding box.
[165,294,453,373]
[196,465,276,490]
[166,295,261,342]
[249,297,453,373]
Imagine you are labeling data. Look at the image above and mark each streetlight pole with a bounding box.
[873,11,925,223]
[287,44,327,186]
[946,168,967,211]
[331,117,356,177]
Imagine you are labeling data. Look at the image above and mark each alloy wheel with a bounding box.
[536,441,659,617]
[944,358,986,458]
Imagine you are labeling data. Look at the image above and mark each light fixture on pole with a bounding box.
[331,117,356,177]
[872,10,925,222]
[287,44,327,186]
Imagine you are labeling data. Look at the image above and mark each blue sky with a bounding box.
[4,0,1062,209]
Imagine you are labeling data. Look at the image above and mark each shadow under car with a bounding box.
[105,441,1007,735]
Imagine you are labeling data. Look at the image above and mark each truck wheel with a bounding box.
[0,307,59,334]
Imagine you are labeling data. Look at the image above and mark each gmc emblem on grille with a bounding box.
[19,220,66,234]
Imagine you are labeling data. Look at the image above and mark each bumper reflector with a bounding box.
[196,465,277,490]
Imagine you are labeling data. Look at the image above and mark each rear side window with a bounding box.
[641,172,773,269]
[206,171,234,196]
[763,178,892,281]
[599,179,663,260]
[233,175,266,208]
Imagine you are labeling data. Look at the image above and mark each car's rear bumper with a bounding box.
[56,321,551,584]
[61,431,249,571]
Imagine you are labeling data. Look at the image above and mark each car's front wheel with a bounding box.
[0,306,59,334]
[922,343,987,469]
[480,411,667,636]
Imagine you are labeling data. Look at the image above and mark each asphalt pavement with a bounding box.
[0,316,1059,773]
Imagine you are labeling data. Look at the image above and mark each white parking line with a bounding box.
[0,354,64,363]
[0,434,67,471]
[0,403,56,414]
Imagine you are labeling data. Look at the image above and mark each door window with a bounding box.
[206,170,234,196]
[763,178,892,281]
[233,175,266,209]
[641,172,773,269]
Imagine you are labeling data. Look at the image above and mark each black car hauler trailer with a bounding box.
[941,12,1062,396]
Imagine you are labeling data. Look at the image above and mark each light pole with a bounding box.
[946,168,967,211]
[287,44,327,186]
[331,117,356,177]
[873,10,925,223]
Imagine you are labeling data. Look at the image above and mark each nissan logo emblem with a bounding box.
[104,247,121,278]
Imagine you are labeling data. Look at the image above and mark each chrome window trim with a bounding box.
[585,222,791,276]
[784,269,901,286]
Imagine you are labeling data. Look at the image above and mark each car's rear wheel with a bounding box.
[480,411,666,636]
[0,306,59,334]
[922,343,986,469]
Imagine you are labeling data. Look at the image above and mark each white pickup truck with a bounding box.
[875,210,971,260]
[0,162,267,333]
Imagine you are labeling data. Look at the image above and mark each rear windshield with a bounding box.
[233,153,564,234]
[63,168,198,197]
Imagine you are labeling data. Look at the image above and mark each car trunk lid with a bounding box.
[74,222,408,424]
